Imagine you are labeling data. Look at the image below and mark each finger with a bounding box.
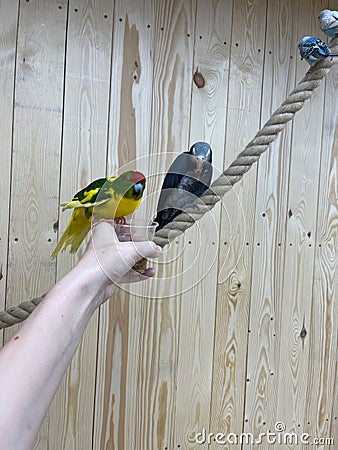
[142,268,156,277]
[130,241,162,260]
[118,267,156,284]
[88,220,119,249]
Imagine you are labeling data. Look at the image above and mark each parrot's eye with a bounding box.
[133,182,144,198]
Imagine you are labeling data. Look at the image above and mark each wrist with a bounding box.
[56,256,115,311]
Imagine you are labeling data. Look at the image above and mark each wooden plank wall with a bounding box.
[0,0,337,449]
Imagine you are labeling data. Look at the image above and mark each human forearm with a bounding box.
[0,267,100,450]
[0,221,162,450]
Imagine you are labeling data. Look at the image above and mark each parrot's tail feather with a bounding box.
[52,208,91,258]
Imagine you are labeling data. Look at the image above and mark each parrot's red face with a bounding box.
[122,170,146,186]
[117,170,146,200]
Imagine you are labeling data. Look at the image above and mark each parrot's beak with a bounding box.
[194,158,204,175]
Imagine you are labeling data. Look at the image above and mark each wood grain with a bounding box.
[209,1,268,448]
[49,1,113,449]
[0,0,337,448]
[327,16,338,447]
[331,361,338,446]
[93,1,155,449]
[0,0,19,343]
[273,1,327,444]
[3,1,68,448]
[304,0,338,443]
[243,1,297,446]
[127,1,197,448]
[174,0,232,447]
[5,0,67,321]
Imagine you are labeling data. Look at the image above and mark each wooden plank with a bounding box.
[0,0,19,342]
[94,0,195,438]
[4,1,68,448]
[5,0,67,317]
[48,1,114,449]
[130,0,199,299]
[4,7,68,332]
[242,0,298,445]
[120,1,196,449]
[304,0,338,443]
[133,1,197,446]
[274,0,327,444]
[173,0,232,448]
[209,0,268,448]
[133,1,196,447]
[105,0,154,177]
[331,370,338,446]
[316,4,338,447]
[92,0,155,448]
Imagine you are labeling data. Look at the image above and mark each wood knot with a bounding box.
[228,276,242,298]
[133,61,140,83]
[53,220,59,232]
[300,325,307,339]
[288,209,293,219]
[193,68,205,88]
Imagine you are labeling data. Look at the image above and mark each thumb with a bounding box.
[130,240,163,261]
[88,220,119,250]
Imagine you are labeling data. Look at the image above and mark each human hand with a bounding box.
[75,220,162,305]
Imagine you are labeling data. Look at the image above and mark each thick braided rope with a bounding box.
[0,40,337,330]
[0,295,45,329]
[153,40,338,246]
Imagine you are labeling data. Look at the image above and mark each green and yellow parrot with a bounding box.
[52,170,146,257]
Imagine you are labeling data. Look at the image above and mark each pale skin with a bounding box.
[0,221,162,450]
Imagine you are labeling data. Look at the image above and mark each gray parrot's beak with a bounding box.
[194,158,204,175]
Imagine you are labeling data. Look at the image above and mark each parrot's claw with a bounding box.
[114,216,127,224]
